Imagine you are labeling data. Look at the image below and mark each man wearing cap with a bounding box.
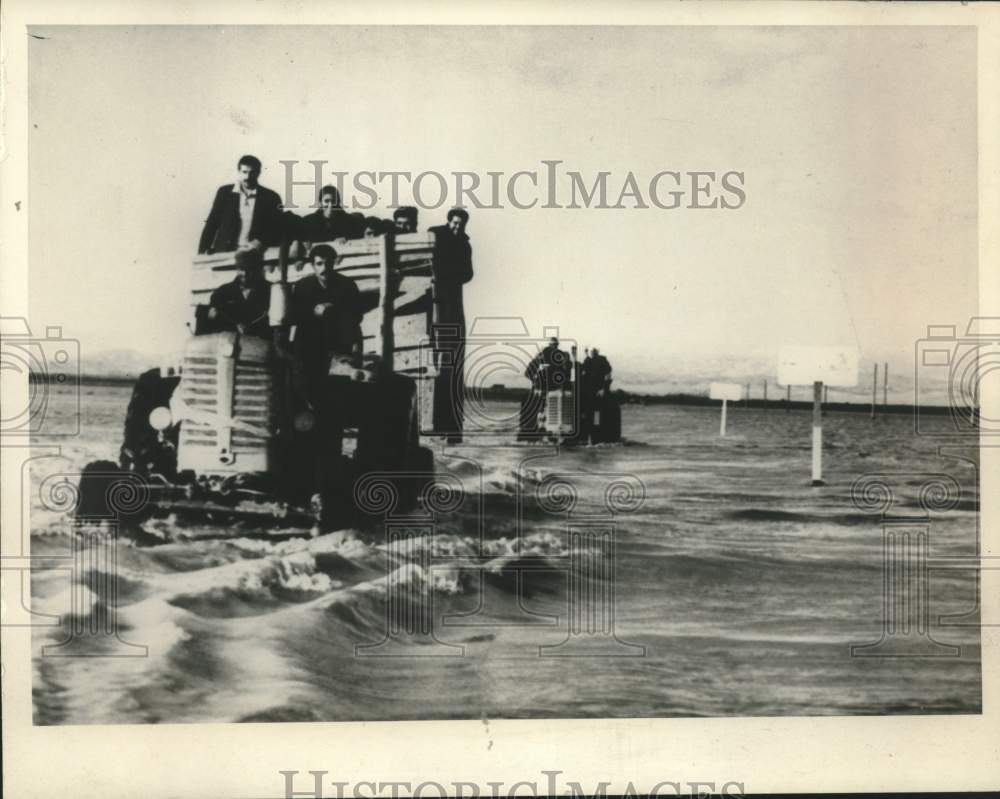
[428,207,474,442]
[198,154,284,254]
[206,249,271,338]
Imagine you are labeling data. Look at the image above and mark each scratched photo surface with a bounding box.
[23,26,981,724]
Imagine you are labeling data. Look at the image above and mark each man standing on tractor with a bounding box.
[289,243,365,516]
[428,208,475,443]
[581,347,615,443]
[198,154,284,255]
[526,337,571,393]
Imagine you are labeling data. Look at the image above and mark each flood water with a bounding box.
[29,383,981,723]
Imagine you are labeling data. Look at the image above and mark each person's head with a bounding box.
[591,347,600,357]
[234,248,264,287]
[393,206,418,233]
[548,336,559,350]
[309,244,338,283]
[446,207,469,236]
[364,216,384,238]
[319,185,342,217]
[236,155,262,190]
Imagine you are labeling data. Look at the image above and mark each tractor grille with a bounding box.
[179,355,221,449]
[176,336,273,473]
[231,359,271,451]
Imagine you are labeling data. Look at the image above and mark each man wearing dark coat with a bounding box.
[526,337,571,393]
[428,208,474,442]
[290,244,365,507]
[297,185,357,246]
[291,244,364,389]
[583,348,613,394]
[207,249,271,338]
[198,155,284,254]
[580,347,614,443]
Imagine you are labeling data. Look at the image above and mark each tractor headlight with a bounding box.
[149,406,173,431]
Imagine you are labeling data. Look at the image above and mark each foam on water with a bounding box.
[29,386,982,723]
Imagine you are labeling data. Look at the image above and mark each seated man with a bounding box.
[363,216,389,239]
[393,206,418,233]
[297,184,355,246]
[347,212,368,239]
[206,248,271,338]
[198,154,284,254]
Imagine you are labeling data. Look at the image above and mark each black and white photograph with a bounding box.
[2,3,999,797]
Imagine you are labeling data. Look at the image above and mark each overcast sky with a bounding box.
[28,25,977,379]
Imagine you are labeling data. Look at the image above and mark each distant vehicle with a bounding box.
[518,346,622,445]
[76,233,448,535]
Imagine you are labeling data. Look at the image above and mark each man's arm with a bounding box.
[206,285,235,331]
[198,186,225,254]
[349,280,365,358]
[251,187,285,250]
[289,280,312,327]
[460,242,474,285]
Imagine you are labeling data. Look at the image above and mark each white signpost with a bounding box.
[709,382,743,437]
[777,346,859,485]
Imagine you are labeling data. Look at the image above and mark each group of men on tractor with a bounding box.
[193,155,475,513]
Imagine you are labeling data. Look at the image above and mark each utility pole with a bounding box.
[882,362,889,407]
[811,381,824,486]
[871,363,877,418]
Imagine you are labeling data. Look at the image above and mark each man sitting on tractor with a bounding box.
[205,248,271,338]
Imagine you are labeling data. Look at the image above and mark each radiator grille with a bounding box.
[177,338,273,473]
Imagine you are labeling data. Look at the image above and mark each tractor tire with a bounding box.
[120,368,181,478]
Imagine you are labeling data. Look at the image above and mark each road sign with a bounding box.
[709,382,743,401]
[709,382,743,436]
[777,345,859,387]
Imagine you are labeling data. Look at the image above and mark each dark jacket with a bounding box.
[582,354,612,394]
[297,209,361,244]
[198,183,284,254]
[526,345,571,392]
[208,280,271,339]
[291,272,364,360]
[428,225,474,331]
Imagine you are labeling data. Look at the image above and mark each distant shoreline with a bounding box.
[467,384,951,415]
[56,373,955,415]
